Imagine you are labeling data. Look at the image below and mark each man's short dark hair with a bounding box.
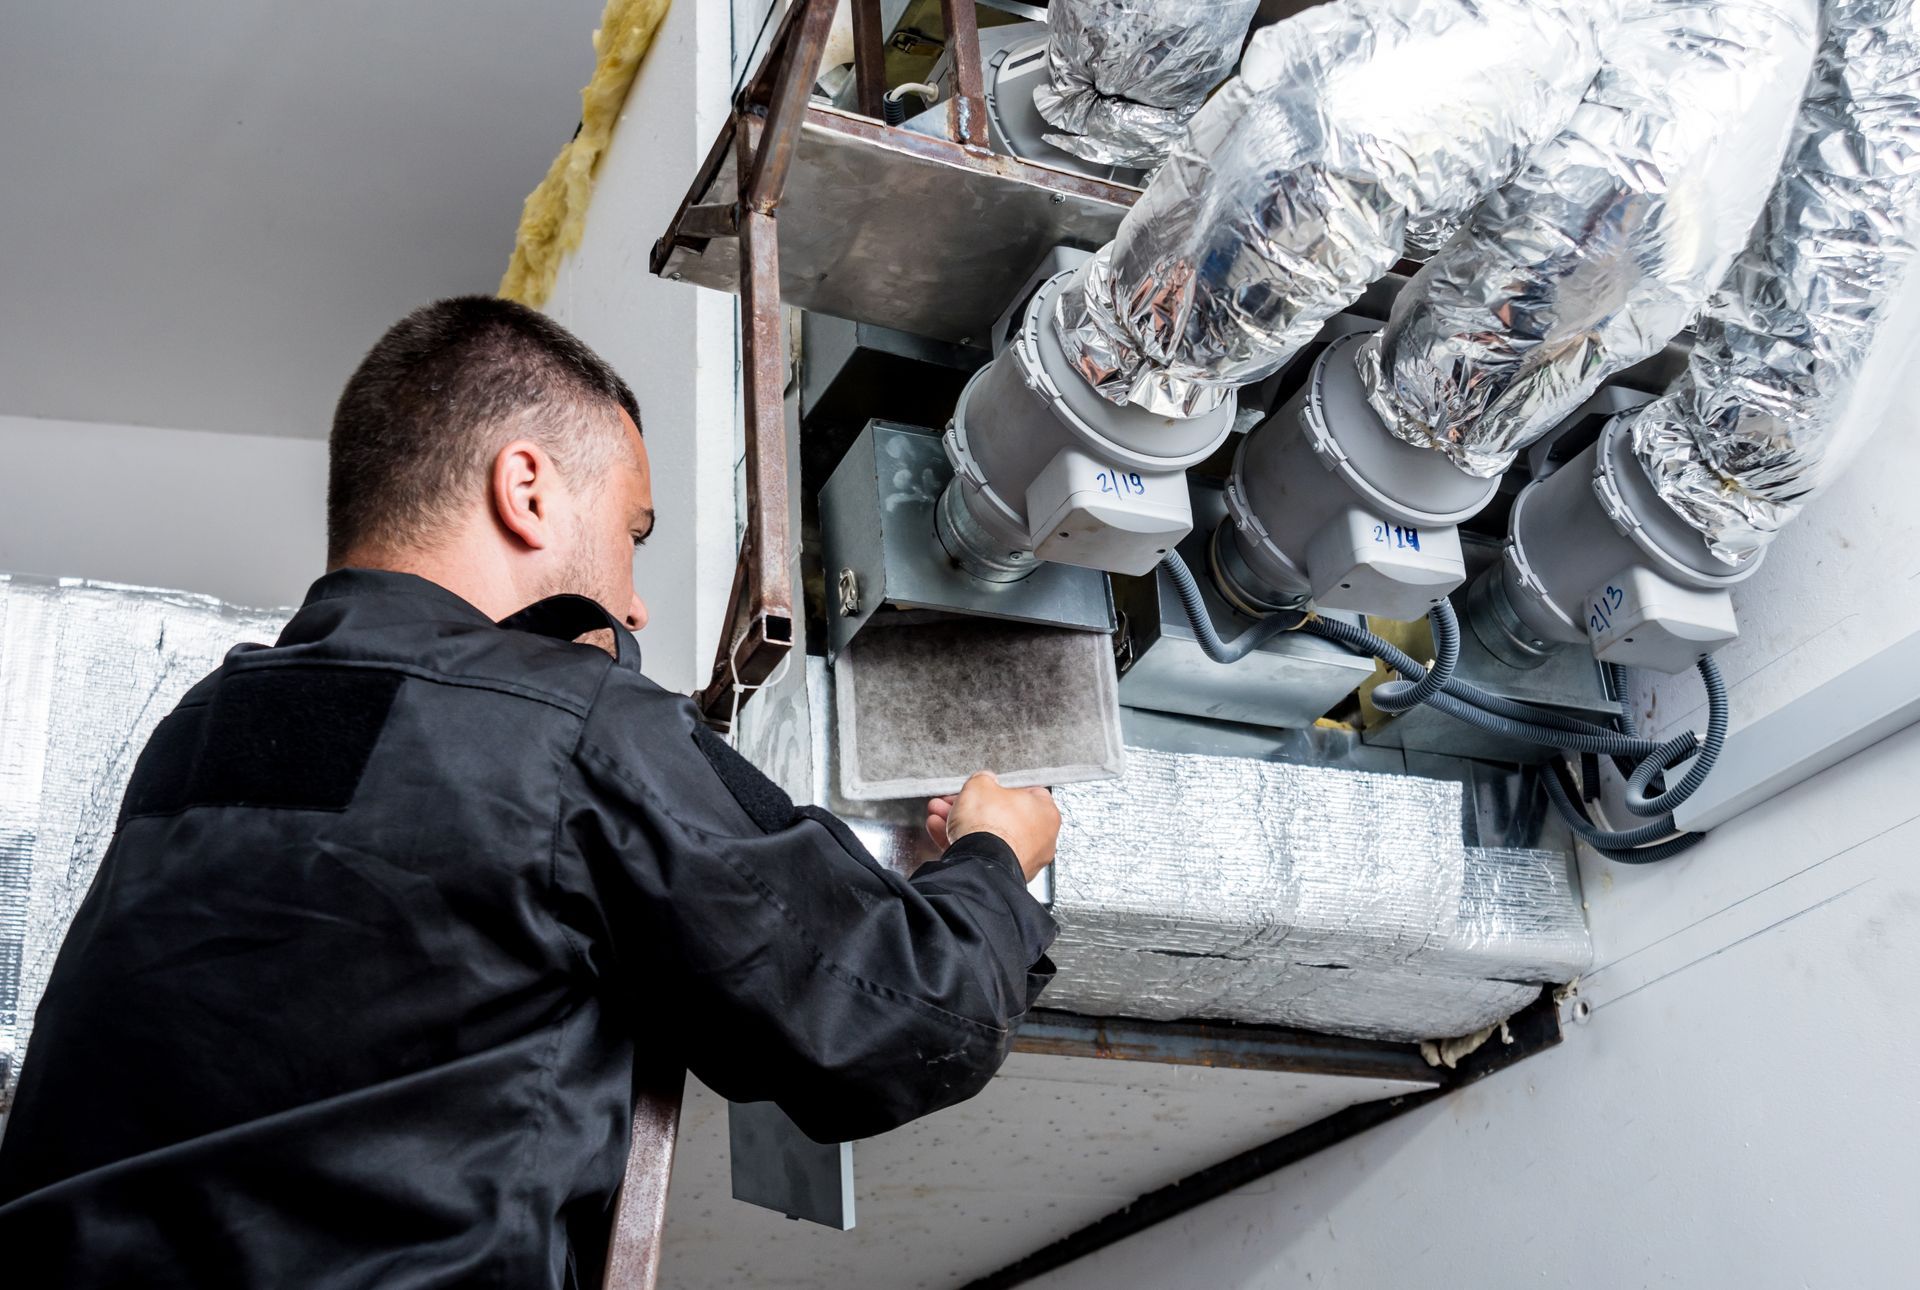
[327,295,641,563]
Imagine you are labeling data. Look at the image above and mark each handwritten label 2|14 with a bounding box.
[1372,522,1421,551]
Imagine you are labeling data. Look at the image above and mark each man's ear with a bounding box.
[491,439,557,551]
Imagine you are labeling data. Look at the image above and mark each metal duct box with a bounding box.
[1115,480,1375,729]
[819,420,1114,660]
[1363,536,1619,763]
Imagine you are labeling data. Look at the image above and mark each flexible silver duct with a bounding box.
[1055,0,1609,418]
[1359,0,1817,477]
[1625,0,1920,563]
[1032,0,1260,169]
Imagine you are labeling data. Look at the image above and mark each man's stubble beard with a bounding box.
[541,514,626,657]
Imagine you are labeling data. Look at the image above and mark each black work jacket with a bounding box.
[0,569,1056,1288]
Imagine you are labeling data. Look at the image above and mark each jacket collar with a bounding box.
[298,568,492,620]
[283,568,642,671]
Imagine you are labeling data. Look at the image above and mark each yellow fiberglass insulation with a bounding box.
[499,0,672,307]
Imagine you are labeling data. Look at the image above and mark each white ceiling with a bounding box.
[0,1,609,439]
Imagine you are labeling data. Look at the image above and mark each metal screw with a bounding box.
[837,568,860,616]
[1050,192,1065,205]
[668,271,684,282]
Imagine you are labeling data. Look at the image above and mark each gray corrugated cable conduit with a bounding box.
[1160,552,1729,862]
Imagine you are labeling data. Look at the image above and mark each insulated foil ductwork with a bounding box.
[1625,0,1920,563]
[1045,748,1592,1041]
[1360,0,1817,477]
[0,576,291,1110]
[1031,0,1260,169]
[1055,0,1608,418]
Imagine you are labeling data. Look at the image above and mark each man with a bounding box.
[0,297,1061,1286]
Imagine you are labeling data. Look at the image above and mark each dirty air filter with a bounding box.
[1045,747,1591,1041]
[0,575,291,1110]
[834,618,1125,801]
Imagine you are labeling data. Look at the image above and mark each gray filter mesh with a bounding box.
[0,575,292,1108]
[835,619,1125,800]
[1046,748,1591,1041]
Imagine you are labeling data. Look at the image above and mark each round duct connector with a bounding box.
[1490,416,1758,673]
[1208,519,1306,617]
[943,269,1235,579]
[934,474,1036,583]
[1221,331,1498,619]
[984,37,1145,186]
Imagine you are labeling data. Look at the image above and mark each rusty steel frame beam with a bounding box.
[690,1,835,729]
[660,0,1132,731]
[1011,1010,1444,1086]
[851,0,887,119]
[600,1079,685,1290]
[941,0,990,148]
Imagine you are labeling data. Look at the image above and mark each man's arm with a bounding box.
[565,678,1060,1143]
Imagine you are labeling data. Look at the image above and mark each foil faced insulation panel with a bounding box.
[0,575,291,1110]
[1045,748,1591,1040]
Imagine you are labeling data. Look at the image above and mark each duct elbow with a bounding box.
[1032,0,1259,169]
[1625,0,1920,563]
[1362,0,1819,479]
[1054,0,1607,419]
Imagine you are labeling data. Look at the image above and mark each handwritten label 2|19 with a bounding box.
[1097,470,1147,498]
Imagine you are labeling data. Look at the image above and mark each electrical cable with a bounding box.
[1622,655,1728,816]
[1161,548,1305,662]
[1157,551,1722,863]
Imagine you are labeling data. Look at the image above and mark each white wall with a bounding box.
[1031,370,1920,1287]
[541,0,747,697]
[0,414,326,609]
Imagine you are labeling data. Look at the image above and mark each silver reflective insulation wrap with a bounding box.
[1361,0,1817,478]
[1044,748,1591,1041]
[1627,0,1920,562]
[0,575,291,1110]
[1055,0,1607,418]
[1031,0,1259,169]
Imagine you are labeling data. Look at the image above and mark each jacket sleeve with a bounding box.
[565,674,1057,1143]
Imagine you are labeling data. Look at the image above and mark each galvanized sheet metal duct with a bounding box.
[1032,0,1260,169]
[1045,748,1592,1041]
[0,576,291,1110]
[1360,0,1818,477]
[1055,0,1608,418]
[1625,0,1920,563]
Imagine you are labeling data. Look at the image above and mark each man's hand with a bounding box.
[925,772,1060,883]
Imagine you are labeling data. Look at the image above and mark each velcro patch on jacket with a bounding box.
[691,726,796,834]
[123,668,402,817]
